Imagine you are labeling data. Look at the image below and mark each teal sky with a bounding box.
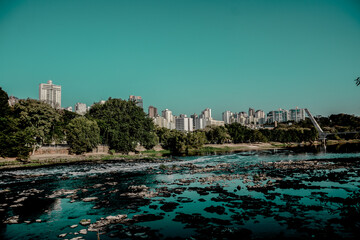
[1,0,360,119]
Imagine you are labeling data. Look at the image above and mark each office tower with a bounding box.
[39,80,61,109]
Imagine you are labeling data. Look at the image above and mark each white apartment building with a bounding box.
[195,117,206,130]
[289,107,306,122]
[222,111,233,124]
[267,109,289,123]
[75,102,87,115]
[207,119,225,127]
[175,116,193,132]
[201,108,212,119]
[39,80,61,109]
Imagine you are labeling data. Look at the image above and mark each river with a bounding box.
[1,144,360,239]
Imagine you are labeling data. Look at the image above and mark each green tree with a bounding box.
[0,88,34,159]
[88,98,156,153]
[0,87,10,117]
[52,110,81,144]
[187,130,207,150]
[12,99,61,154]
[205,126,230,144]
[226,123,249,143]
[66,117,100,155]
[160,130,187,154]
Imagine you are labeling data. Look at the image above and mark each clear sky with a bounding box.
[1,0,360,119]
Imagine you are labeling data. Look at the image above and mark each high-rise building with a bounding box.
[248,108,255,117]
[255,110,266,125]
[129,95,143,108]
[190,113,198,129]
[222,111,232,124]
[175,115,193,132]
[148,106,158,118]
[162,109,172,121]
[201,108,212,119]
[267,109,289,123]
[39,80,61,109]
[75,103,87,115]
[289,107,305,122]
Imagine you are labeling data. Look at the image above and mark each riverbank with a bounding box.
[1,140,359,170]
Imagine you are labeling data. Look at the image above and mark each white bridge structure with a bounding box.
[305,108,358,142]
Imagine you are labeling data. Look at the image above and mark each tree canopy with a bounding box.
[66,117,100,155]
[88,98,157,153]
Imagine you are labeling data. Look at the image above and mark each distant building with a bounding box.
[8,96,19,106]
[289,107,305,122]
[255,110,266,125]
[248,108,255,117]
[190,113,198,129]
[195,117,206,130]
[148,106,158,118]
[129,95,143,108]
[267,109,289,123]
[75,102,87,115]
[201,108,212,119]
[162,109,173,122]
[65,106,73,112]
[175,115,193,132]
[39,80,61,109]
[153,109,175,129]
[222,111,232,124]
[207,119,225,127]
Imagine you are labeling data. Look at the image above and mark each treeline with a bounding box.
[156,124,318,154]
[0,87,156,159]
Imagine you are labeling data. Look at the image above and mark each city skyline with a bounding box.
[1,0,360,119]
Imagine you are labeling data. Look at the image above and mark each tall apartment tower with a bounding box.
[148,106,158,118]
[129,95,143,108]
[248,108,255,117]
[39,80,61,109]
[222,111,233,124]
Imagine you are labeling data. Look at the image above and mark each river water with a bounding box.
[1,144,360,239]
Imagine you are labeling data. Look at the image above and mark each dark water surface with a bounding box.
[1,144,360,239]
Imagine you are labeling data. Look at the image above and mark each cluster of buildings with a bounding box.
[149,106,306,132]
[150,107,225,132]
[36,80,306,131]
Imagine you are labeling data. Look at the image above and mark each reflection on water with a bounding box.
[0,144,360,239]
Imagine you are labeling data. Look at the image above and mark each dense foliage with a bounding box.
[66,117,100,154]
[0,88,33,159]
[87,98,157,154]
[156,128,206,154]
